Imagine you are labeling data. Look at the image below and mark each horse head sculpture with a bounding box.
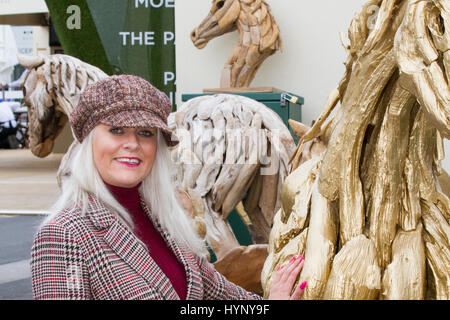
[17,54,107,158]
[191,0,282,88]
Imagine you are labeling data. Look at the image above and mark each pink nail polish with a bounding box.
[300,281,307,290]
[277,265,281,271]
[289,256,295,263]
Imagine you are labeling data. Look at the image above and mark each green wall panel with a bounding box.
[45,0,176,108]
[45,0,114,75]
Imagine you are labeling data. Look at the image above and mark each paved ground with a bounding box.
[0,215,45,299]
[0,149,62,214]
[0,149,62,299]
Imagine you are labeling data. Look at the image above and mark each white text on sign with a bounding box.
[119,31,175,46]
[134,0,175,8]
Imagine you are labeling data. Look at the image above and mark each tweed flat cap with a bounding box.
[69,74,178,146]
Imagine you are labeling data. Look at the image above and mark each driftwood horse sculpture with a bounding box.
[17,54,107,159]
[262,0,450,300]
[191,0,282,88]
[18,53,297,295]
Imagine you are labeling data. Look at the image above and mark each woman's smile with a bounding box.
[115,157,142,167]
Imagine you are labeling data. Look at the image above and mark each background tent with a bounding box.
[0,25,18,86]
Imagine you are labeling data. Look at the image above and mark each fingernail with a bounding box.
[277,265,281,271]
[300,281,307,290]
[289,256,295,263]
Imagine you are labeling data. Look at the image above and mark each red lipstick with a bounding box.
[115,157,142,167]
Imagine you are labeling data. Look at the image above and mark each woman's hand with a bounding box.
[268,255,307,300]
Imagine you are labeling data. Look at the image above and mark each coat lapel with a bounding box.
[140,200,204,300]
[86,195,180,300]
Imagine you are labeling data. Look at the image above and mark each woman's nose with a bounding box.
[123,133,139,150]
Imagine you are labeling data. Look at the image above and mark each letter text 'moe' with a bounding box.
[135,0,175,8]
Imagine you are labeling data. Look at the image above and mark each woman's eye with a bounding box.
[139,130,154,137]
[109,127,123,134]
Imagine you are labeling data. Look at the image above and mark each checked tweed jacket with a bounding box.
[30,195,263,300]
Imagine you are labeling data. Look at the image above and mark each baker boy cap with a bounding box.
[69,74,179,147]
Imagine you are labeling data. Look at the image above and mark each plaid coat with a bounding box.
[30,195,263,300]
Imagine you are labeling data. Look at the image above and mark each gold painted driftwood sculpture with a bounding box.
[262,0,450,300]
[191,0,282,88]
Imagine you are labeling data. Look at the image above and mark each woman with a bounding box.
[30,74,306,300]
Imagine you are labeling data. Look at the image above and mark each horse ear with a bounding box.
[288,119,310,139]
[17,54,45,69]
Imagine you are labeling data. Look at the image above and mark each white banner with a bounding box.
[0,25,18,85]
[0,0,48,16]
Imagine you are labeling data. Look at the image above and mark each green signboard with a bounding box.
[45,0,176,108]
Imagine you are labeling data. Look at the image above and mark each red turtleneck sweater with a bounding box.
[104,181,187,300]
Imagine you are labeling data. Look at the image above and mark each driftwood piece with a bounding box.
[288,119,327,169]
[421,200,450,300]
[437,171,450,199]
[203,197,240,260]
[221,115,261,218]
[381,223,426,300]
[175,188,208,240]
[280,157,320,225]
[261,226,308,298]
[295,179,338,299]
[213,244,269,296]
[323,235,381,300]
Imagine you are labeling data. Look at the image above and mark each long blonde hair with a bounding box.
[44,127,208,258]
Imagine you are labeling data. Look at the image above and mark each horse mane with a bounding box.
[240,0,282,52]
[21,54,108,116]
[19,53,108,157]
[43,54,108,115]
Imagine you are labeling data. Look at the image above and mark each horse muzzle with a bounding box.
[191,28,208,49]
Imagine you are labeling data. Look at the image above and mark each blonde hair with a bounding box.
[43,127,208,258]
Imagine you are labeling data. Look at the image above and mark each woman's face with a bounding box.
[92,124,157,188]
